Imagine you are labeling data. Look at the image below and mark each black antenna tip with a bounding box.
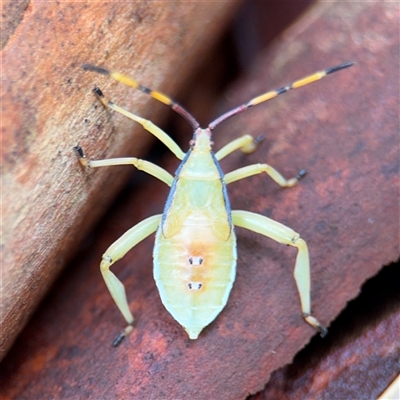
[81,64,110,76]
[326,61,355,75]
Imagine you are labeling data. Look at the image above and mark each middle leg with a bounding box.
[74,146,174,187]
[225,163,306,187]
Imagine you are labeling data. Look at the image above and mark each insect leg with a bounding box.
[225,163,306,187]
[74,146,173,186]
[232,210,327,336]
[215,134,264,161]
[100,214,162,346]
[90,87,186,160]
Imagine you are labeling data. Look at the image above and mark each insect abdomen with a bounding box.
[153,213,236,339]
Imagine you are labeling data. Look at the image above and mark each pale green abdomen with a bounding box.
[153,212,236,339]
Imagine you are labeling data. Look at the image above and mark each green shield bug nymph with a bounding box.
[75,61,354,345]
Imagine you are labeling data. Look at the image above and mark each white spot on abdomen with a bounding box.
[189,256,203,265]
[188,282,203,290]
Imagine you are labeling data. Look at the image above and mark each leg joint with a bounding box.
[291,233,302,244]
[100,255,113,271]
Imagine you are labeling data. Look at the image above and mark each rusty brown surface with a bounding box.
[1,1,241,360]
[249,262,400,400]
[1,1,398,399]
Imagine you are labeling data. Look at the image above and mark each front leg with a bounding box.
[232,210,327,336]
[215,134,263,161]
[91,87,186,160]
[100,214,162,345]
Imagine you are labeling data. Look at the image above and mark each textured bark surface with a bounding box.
[250,262,400,400]
[1,1,398,399]
[1,1,241,360]
[246,2,400,397]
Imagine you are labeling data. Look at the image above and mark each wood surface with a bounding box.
[1,1,398,399]
[1,1,241,360]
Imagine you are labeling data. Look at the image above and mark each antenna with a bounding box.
[82,64,200,130]
[208,61,355,130]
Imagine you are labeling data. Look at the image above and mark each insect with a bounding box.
[75,61,354,345]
